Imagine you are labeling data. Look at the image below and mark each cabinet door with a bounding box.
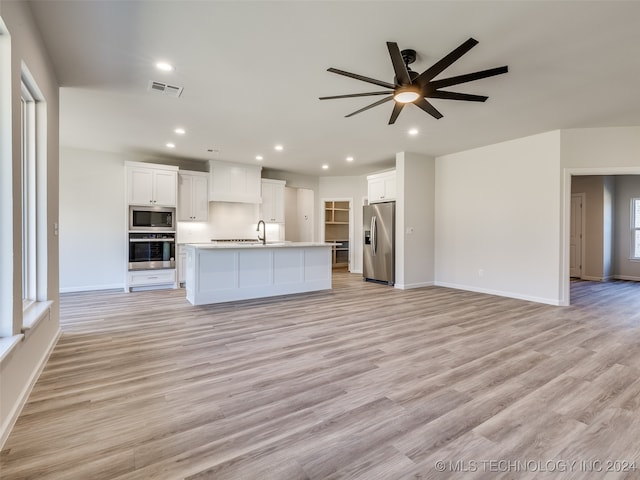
[272,183,284,222]
[192,175,209,221]
[153,170,177,206]
[383,175,396,201]
[261,182,275,221]
[128,168,154,205]
[210,161,262,203]
[368,178,385,203]
[261,181,285,223]
[178,174,193,221]
[178,246,186,285]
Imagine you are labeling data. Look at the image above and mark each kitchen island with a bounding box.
[184,242,333,305]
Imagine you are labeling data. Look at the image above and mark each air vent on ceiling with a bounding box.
[147,80,183,98]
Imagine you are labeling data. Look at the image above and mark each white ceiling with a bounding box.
[28,0,640,176]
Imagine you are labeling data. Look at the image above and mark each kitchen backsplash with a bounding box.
[177,202,283,243]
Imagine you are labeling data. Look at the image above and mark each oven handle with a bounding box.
[129,238,175,242]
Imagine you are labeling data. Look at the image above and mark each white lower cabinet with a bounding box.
[128,269,176,288]
[178,245,187,286]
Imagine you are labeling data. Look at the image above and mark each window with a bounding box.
[0,19,11,337]
[21,81,37,308]
[632,198,640,259]
[20,64,48,327]
[21,84,35,305]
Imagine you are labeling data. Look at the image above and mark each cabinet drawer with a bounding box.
[128,269,176,286]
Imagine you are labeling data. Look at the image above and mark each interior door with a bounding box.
[570,193,584,278]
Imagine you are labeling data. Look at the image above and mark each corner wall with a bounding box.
[435,131,562,305]
[395,152,435,289]
[1,1,61,447]
[59,147,125,291]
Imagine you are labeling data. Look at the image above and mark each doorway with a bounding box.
[322,199,352,271]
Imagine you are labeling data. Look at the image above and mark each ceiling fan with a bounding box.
[319,38,508,124]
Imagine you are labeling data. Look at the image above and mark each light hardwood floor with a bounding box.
[2,273,640,479]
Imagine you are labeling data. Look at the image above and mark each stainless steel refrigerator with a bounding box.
[363,201,395,285]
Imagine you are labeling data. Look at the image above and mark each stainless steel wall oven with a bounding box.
[128,232,175,270]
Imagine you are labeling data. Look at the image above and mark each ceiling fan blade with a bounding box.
[319,91,392,100]
[428,90,488,102]
[345,96,394,118]
[414,97,443,119]
[429,66,508,90]
[327,67,396,89]
[388,102,405,124]
[415,38,479,85]
[387,42,411,86]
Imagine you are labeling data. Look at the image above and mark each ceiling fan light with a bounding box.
[393,88,420,104]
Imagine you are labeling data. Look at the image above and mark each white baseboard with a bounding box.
[395,281,434,290]
[614,275,640,282]
[581,275,605,282]
[0,327,61,449]
[434,281,562,306]
[60,283,123,293]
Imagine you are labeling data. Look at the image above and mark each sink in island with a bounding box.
[184,242,334,305]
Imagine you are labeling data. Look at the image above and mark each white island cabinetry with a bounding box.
[185,243,333,305]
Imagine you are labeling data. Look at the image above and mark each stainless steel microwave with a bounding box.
[129,206,175,231]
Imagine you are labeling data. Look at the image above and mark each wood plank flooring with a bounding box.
[2,274,640,479]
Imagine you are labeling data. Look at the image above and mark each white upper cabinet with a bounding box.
[127,162,178,206]
[178,171,209,222]
[367,170,396,203]
[209,160,262,203]
[260,179,286,223]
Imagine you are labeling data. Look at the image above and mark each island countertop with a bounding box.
[184,242,333,305]
[186,241,335,249]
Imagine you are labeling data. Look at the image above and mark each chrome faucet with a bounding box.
[256,220,266,245]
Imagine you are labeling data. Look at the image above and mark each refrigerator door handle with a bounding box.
[371,215,377,256]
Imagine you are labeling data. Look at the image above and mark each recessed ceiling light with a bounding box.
[155,62,175,72]
[346,156,354,162]
[322,164,329,170]
[274,144,284,151]
[408,128,419,136]
[166,142,176,149]
[255,155,263,161]
[174,128,186,135]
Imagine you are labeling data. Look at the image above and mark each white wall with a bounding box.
[395,152,435,289]
[435,131,562,305]
[1,1,61,447]
[59,147,125,291]
[318,176,368,273]
[561,127,640,169]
